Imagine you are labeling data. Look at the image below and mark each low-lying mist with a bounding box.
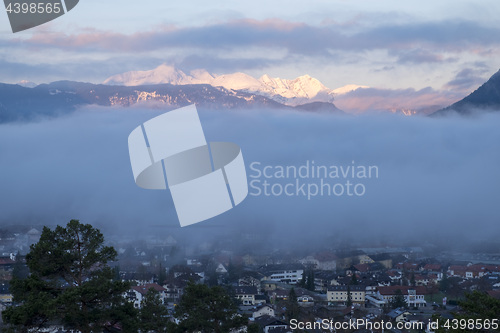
[0,106,499,250]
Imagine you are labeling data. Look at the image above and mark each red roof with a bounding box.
[414,274,429,281]
[377,286,428,296]
[0,258,15,265]
[424,264,441,271]
[354,263,371,272]
[132,283,166,295]
[448,265,467,273]
[387,270,401,277]
[466,264,500,273]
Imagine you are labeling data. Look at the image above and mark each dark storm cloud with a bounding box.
[0,107,499,245]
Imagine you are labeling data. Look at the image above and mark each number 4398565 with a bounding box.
[6,2,62,14]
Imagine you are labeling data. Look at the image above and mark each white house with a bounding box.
[375,286,427,308]
[253,304,275,318]
[261,264,304,284]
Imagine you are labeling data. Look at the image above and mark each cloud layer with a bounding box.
[0,107,499,247]
[2,15,499,91]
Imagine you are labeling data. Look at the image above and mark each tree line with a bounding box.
[1,220,249,333]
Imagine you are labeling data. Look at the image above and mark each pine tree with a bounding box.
[439,271,449,292]
[172,282,246,333]
[2,220,137,333]
[306,270,315,291]
[140,288,169,333]
[346,285,353,307]
[286,287,300,320]
[350,273,358,285]
[390,289,407,309]
[11,252,28,280]
[158,263,167,285]
[299,271,306,288]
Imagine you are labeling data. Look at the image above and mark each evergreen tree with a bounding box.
[346,285,353,307]
[2,220,137,333]
[140,288,169,333]
[457,290,500,320]
[410,272,416,287]
[11,253,28,280]
[227,261,243,283]
[247,323,262,333]
[206,270,219,287]
[390,289,407,309]
[285,287,300,320]
[430,291,500,333]
[306,270,315,291]
[158,263,167,285]
[299,271,306,288]
[112,265,121,281]
[172,282,246,333]
[439,271,449,292]
[350,273,358,285]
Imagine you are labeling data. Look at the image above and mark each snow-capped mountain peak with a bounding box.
[103,64,340,106]
[211,72,265,91]
[103,64,191,86]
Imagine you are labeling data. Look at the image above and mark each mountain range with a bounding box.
[0,67,499,123]
[0,80,342,123]
[103,64,365,106]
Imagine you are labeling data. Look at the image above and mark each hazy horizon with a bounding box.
[0,105,498,251]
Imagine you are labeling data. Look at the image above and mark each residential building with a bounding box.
[387,308,413,323]
[369,253,393,269]
[327,285,366,305]
[253,304,275,318]
[254,315,291,333]
[234,286,259,305]
[299,252,337,271]
[375,286,427,308]
[260,264,304,284]
[239,275,262,289]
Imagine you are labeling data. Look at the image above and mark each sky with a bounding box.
[0,107,499,246]
[1,0,500,97]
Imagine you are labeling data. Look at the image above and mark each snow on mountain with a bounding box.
[211,72,265,91]
[103,64,192,86]
[17,80,37,88]
[258,74,336,105]
[103,64,345,106]
[189,69,215,84]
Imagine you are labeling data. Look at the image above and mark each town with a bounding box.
[0,224,499,332]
